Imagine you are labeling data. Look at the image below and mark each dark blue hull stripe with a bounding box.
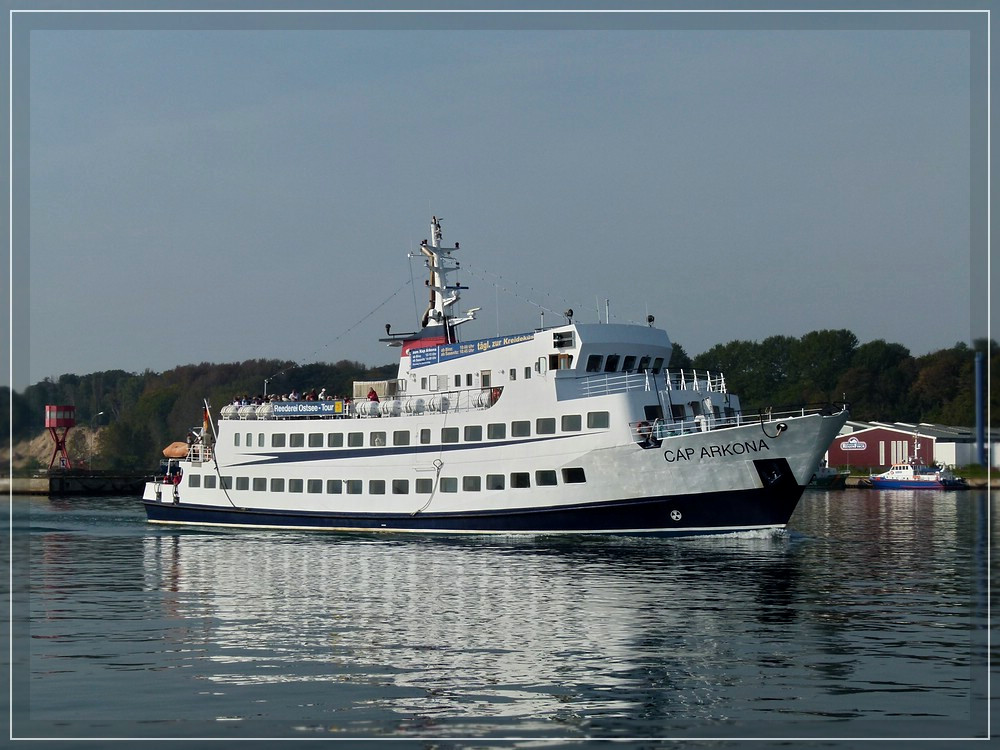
[143,483,806,536]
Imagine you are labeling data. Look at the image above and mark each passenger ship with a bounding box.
[143,217,849,535]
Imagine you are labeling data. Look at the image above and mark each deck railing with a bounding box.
[580,369,727,398]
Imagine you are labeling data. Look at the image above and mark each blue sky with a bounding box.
[11,10,988,388]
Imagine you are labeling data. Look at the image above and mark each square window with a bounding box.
[204,475,216,489]
[271,434,286,448]
[511,421,531,437]
[441,427,459,443]
[463,476,481,491]
[486,474,505,490]
[290,433,304,447]
[327,479,343,494]
[562,467,587,483]
[536,418,556,434]
[464,425,482,441]
[415,478,433,493]
[220,476,232,490]
[289,479,303,493]
[369,480,385,494]
[440,477,458,493]
[393,430,410,446]
[253,477,266,491]
[510,472,530,488]
[236,476,249,491]
[348,432,363,447]
[488,423,506,439]
[370,431,386,447]
[188,474,201,488]
[346,480,362,494]
[561,414,582,431]
[270,478,284,492]
[535,470,558,486]
[587,411,610,429]
[328,433,344,447]
[392,479,409,494]
[307,479,323,494]
[308,433,323,447]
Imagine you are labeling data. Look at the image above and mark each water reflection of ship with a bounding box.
[141,530,808,723]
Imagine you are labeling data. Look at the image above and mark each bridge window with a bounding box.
[604,354,620,373]
[637,356,651,372]
[623,355,637,372]
[651,357,664,374]
[586,354,603,372]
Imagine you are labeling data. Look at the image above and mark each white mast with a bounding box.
[418,216,477,341]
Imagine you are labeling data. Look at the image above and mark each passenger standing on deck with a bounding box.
[367,387,379,403]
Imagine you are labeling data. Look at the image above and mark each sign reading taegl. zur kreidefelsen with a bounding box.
[409,332,534,368]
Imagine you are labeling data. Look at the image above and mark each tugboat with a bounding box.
[142,216,849,535]
[808,460,849,489]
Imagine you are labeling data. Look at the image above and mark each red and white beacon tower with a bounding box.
[45,405,76,470]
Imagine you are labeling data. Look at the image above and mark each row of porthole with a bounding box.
[233,412,612,449]
[187,467,588,494]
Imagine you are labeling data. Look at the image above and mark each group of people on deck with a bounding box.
[231,387,350,406]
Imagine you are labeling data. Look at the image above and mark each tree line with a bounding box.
[3,331,995,471]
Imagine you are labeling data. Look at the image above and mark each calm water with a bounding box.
[10,489,992,743]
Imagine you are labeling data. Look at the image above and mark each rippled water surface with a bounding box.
[11,490,992,742]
